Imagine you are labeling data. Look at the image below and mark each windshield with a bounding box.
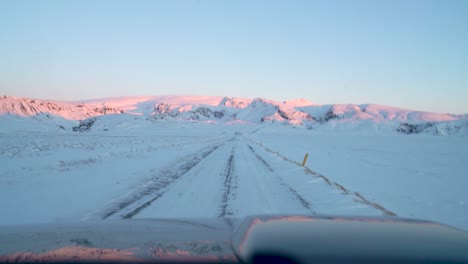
[1,0,467,234]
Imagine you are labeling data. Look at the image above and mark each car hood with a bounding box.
[1,215,468,263]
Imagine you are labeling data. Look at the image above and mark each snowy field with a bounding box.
[250,126,468,230]
[0,123,467,231]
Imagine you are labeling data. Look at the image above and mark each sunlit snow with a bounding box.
[0,95,467,231]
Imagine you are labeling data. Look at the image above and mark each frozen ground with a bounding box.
[0,123,467,231]
[250,126,468,230]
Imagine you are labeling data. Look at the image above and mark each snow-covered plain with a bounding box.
[0,96,467,232]
[249,126,468,230]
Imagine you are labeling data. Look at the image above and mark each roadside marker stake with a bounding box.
[301,153,309,167]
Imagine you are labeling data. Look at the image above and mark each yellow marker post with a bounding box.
[301,153,309,167]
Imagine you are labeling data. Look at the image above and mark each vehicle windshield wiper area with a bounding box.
[1,215,467,264]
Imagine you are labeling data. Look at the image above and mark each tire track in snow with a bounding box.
[245,137,397,216]
[246,144,316,214]
[99,142,225,219]
[219,146,237,217]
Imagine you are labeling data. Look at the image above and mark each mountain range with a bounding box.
[1,95,467,136]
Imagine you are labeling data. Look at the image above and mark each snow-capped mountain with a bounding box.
[299,104,459,123]
[1,95,466,135]
[148,97,315,125]
[0,96,123,120]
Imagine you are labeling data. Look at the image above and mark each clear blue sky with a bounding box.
[1,0,467,113]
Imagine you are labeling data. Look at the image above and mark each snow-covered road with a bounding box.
[96,133,385,220]
[1,124,466,231]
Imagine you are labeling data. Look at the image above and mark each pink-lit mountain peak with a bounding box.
[0,95,123,120]
[1,95,464,127]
